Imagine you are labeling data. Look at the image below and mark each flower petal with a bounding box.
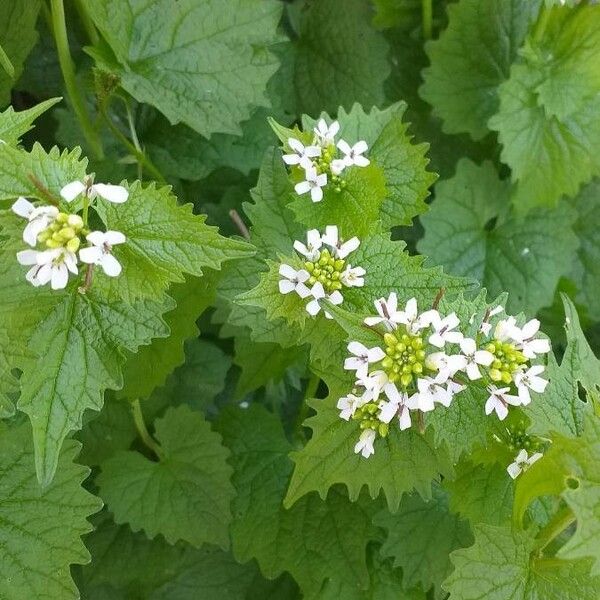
[93,183,129,204]
[100,253,122,277]
[11,197,34,218]
[60,180,86,203]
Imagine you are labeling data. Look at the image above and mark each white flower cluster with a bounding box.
[278,226,364,319]
[339,295,551,458]
[282,119,370,202]
[12,178,128,290]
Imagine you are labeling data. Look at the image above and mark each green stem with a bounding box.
[422,0,433,40]
[130,399,163,459]
[534,507,576,553]
[50,0,104,160]
[294,373,320,440]
[73,0,99,46]
[533,5,552,44]
[100,106,166,183]
[0,42,15,78]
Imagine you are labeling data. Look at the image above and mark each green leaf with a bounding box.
[375,488,473,595]
[419,159,578,314]
[515,412,600,574]
[371,0,421,30]
[302,102,437,228]
[444,460,514,527]
[526,295,597,438]
[445,524,600,599]
[293,0,390,117]
[216,404,379,597]
[285,390,452,511]
[489,6,600,208]
[572,180,600,321]
[0,142,88,203]
[86,0,283,138]
[98,405,234,549]
[0,421,102,600]
[79,514,259,600]
[0,97,61,145]
[118,272,220,400]
[0,0,41,106]
[420,0,540,140]
[95,181,253,302]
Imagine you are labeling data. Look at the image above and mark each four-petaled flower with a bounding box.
[293,229,322,261]
[514,365,548,405]
[354,428,376,458]
[344,341,386,380]
[321,225,360,258]
[18,247,78,290]
[278,264,311,298]
[427,311,463,347]
[313,119,340,146]
[12,198,59,247]
[306,281,342,318]
[337,392,369,421]
[295,168,327,202]
[282,138,321,170]
[485,385,520,420]
[364,292,402,330]
[60,180,129,204]
[79,231,126,277]
[459,337,494,380]
[378,383,412,430]
[337,140,370,167]
[507,449,543,479]
[340,265,365,287]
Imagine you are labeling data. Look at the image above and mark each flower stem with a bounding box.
[99,106,166,183]
[130,399,163,459]
[73,0,99,45]
[534,506,576,554]
[50,0,104,160]
[0,41,15,78]
[229,209,251,240]
[422,0,433,40]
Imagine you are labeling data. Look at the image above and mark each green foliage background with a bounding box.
[0,1,599,599]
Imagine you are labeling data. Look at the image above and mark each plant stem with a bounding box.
[0,42,15,78]
[100,106,166,183]
[422,0,433,40]
[534,507,576,553]
[229,209,251,240]
[533,5,552,44]
[294,373,320,441]
[50,0,104,160]
[130,399,163,459]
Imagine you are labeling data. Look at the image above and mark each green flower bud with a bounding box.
[66,237,81,252]
[489,369,502,382]
[46,238,61,249]
[400,373,413,387]
[68,214,84,229]
[378,423,389,437]
[412,362,423,374]
[384,333,397,347]
[501,371,512,385]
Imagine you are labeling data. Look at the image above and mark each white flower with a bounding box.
[354,428,376,458]
[321,225,360,259]
[331,158,346,176]
[314,119,339,146]
[364,292,402,330]
[337,139,370,167]
[79,230,126,277]
[337,392,369,421]
[12,198,59,247]
[516,319,551,358]
[459,338,494,380]
[278,264,311,298]
[446,379,466,395]
[480,305,504,336]
[379,383,412,430]
[306,281,343,318]
[60,180,129,204]
[360,370,389,401]
[409,375,453,412]
[485,385,521,420]
[22,247,78,290]
[514,365,548,405]
[282,138,321,170]
[344,341,385,379]
[425,351,467,379]
[295,168,327,202]
[507,449,543,479]
[340,265,365,287]
[395,298,429,334]
[293,229,323,261]
[428,311,463,347]
[494,316,520,343]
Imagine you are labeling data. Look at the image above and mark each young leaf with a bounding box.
[293,0,390,117]
[98,405,234,549]
[86,0,283,138]
[94,181,253,302]
[420,0,540,140]
[285,391,453,511]
[0,97,61,145]
[419,159,578,314]
[514,412,600,574]
[216,405,379,597]
[489,6,600,209]
[444,524,600,599]
[374,488,473,595]
[0,421,102,600]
